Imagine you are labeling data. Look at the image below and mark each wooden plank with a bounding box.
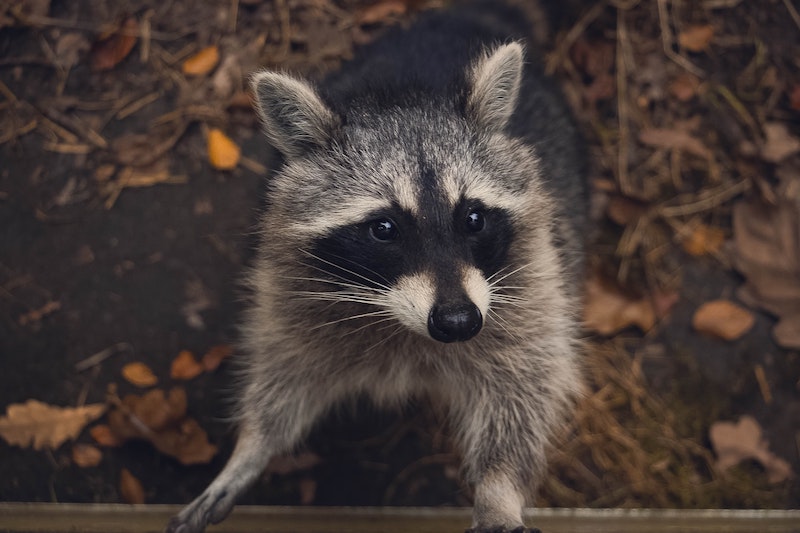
[0,504,799,533]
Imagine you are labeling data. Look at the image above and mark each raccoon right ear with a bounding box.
[250,70,339,158]
[466,42,524,132]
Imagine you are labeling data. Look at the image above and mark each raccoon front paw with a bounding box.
[165,489,236,533]
[465,526,542,533]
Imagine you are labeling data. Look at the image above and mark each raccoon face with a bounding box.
[252,43,540,344]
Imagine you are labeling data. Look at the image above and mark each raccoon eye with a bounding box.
[369,218,398,242]
[465,209,485,232]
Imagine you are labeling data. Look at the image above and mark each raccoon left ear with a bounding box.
[466,42,524,132]
[250,70,339,159]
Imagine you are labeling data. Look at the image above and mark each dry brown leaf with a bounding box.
[357,1,407,24]
[72,443,103,467]
[732,172,800,348]
[669,72,701,102]
[119,468,145,504]
[170,350,204,381]
[201,344,233,372]
[682,224,725,256]
[639,127,713,161]
[18,300,60,326]
[709,415,794,484]
[678,24,714,52]
[182,45,220,76]
[584,275,655,335]
[107,387,217,465]
[121,362,158,388]
[90,424,123,447]
[0,401,105,450]
[207,128,240,170]
[760,122,800,163]
[606,195,647,226]
[91,17,138,71]
[692,300,755,341]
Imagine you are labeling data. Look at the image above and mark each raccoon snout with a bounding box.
[427,302,483,343]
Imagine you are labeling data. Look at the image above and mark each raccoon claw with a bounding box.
[165,490,236,533]
[464,526,542,533]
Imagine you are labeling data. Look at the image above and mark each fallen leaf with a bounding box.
[182,45,220,76]
[678,24,714,52]
[18,300,60,326]
[91,17,138,71]
[207,128,240,170]
[201,344,233,372]
[119,468,145,504]
[709,415,794,484]
[732,170,800,348]
[639,127,713,161]
[583,275,655,335]
[0,401,105,450]
[121,362,158,388]
[72,443,103,467]
[107,387,217,465]
[606,195,647,225]
[692,300,755,341]
[682,224,725,256]
[170,350,204,381]
[790,85,800,112]
[357,1,407,25]
[669,72,701,102]
[90,424,123,447]
[760,122,800,163]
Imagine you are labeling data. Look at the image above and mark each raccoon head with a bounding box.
[251,43,550,344]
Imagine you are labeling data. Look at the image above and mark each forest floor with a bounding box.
[1,0,798,513]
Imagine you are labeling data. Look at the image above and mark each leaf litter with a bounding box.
[3,0,799,511]
[0,401,105,450]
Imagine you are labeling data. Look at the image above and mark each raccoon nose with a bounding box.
[428,303,483,343]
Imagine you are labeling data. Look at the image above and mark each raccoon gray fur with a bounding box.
[166,2,587,532]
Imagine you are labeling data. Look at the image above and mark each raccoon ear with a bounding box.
[466,42,524,132]
[250,70,339,158]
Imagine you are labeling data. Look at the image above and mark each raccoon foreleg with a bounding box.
[166,375,331,533]
[165,421,271,533]
[453,386,550,533]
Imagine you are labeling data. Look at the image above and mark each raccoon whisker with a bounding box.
[340,316,400,338]
[303,248,393,287]
[364,325,404,354]
[297,261,389,293]
[487,309,524,342]
[290,291,391,307]
[310,310,395,331]
[284,274,390,295]
[487,262,533,287]
[299,250,393,292]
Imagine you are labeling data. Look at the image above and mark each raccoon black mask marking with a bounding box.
[167,2,587,532]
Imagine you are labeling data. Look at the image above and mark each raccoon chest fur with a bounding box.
[167,3,587,533]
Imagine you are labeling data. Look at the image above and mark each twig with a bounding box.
[615,7,632,195]
[545,0,608,75]
[75,342,134,372]
[782,0,800,31]
[658,179,751,218]
[656,0,705,77]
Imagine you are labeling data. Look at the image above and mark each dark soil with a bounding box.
[1,0,798,512]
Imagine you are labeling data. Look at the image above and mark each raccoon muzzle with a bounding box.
[428,301,483,342]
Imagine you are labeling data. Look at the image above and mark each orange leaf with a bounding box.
[678,24,714,53]
[201,344,233,372]
[72,443,103,467]
[207,128,240,170]
[692,300,755,341]
[710,416,794,484]
[119,468,145,504]
[357,1,407,24]
[682,224,725,256]
[90,424,123,447]
[170,350,204,380]
[91,17,138,71]
[0,401,105,450]
[182,45,220,76]
[121,362,158,387]
[583,275,655,335]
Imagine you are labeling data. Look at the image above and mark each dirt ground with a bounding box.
[1,0,798,513]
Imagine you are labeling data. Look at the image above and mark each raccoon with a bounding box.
[166,2,587,532]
